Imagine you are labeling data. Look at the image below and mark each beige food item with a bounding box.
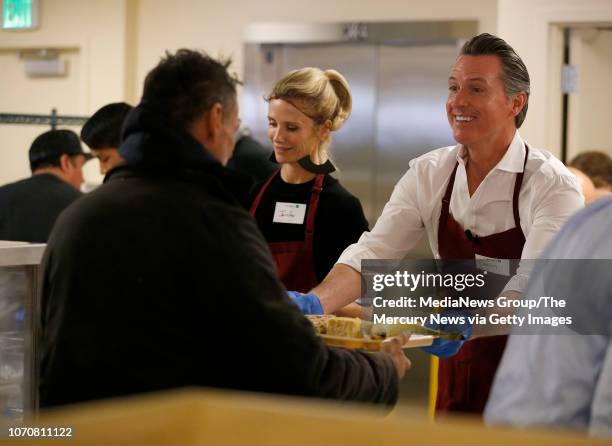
[307,315,333,334]
[306,315,362,338]
[327,317,361,338]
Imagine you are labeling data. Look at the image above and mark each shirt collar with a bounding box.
[455,130,526,173]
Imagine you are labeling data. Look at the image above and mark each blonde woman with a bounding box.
[249,67,368,293]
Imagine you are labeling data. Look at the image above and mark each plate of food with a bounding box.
[306,315,440,351]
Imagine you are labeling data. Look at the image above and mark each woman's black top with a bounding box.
[250,173,369,282]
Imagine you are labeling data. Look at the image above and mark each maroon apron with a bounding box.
[435,146,529,414]
[250,171,324,293]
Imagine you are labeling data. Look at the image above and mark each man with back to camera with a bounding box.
[80,102,133,175]
[0,129,91,243]
[289,33,584,414]
[38,49,410,407]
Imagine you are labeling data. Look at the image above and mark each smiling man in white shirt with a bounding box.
[289,33,584,414]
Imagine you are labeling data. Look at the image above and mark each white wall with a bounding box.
[133,0,498,103]
[568,28,612,160]
[0,0,129,107]
[497,0,612,158]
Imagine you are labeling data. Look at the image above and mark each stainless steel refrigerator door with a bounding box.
[374,44,457,257]
[374,44,457,217]
[281,44,377,222]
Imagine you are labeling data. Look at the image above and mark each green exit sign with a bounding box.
[2,0,39,30]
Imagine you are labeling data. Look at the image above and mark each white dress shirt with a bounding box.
[338,131,584,293]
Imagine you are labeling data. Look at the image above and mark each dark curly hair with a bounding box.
[141,49,240,128]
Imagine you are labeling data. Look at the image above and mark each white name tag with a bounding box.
[273,202,307,224]
[475,254,510,276]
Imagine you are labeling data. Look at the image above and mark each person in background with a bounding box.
[567,166,610,205]
[227,124,277,185]
[568,151,612,204]
[288,33,584,414]
[486,196,612,438]
[249,67,369,293]
[38,49,409,408]
[80,102,133,175]
[569,151,612,191]
[0,129,90,243]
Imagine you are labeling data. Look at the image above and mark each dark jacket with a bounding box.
[227,133,277,185]
[0,174,82,243]
[39,105,398,407]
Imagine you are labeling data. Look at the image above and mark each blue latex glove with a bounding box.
[421,311,473,359]
[286,291,324,315]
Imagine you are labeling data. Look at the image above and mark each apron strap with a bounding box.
[249,169,280,215]
[304,174,325,243]
[512,144,529,229]
[440,162,459,225]
[249,171,324,244]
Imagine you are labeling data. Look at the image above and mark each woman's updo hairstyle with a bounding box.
[266,67,352,161]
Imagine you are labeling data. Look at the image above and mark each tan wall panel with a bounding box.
[133,0,498,97]
[0,0,129,184]
[497,0,612,157]
[568,28,612,160]
[0,50,83,184]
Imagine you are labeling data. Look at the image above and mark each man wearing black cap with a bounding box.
[0,129,91,243]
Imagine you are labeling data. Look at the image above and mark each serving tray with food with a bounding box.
[306,315,462,351]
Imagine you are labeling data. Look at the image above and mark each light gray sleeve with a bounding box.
[589,338,612,438]
[484,334,607,432]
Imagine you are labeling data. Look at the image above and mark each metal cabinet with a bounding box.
[0,242,45,423]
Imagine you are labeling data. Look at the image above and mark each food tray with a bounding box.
[319,333,434,351]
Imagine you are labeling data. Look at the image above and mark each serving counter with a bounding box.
[13,388,608,445]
